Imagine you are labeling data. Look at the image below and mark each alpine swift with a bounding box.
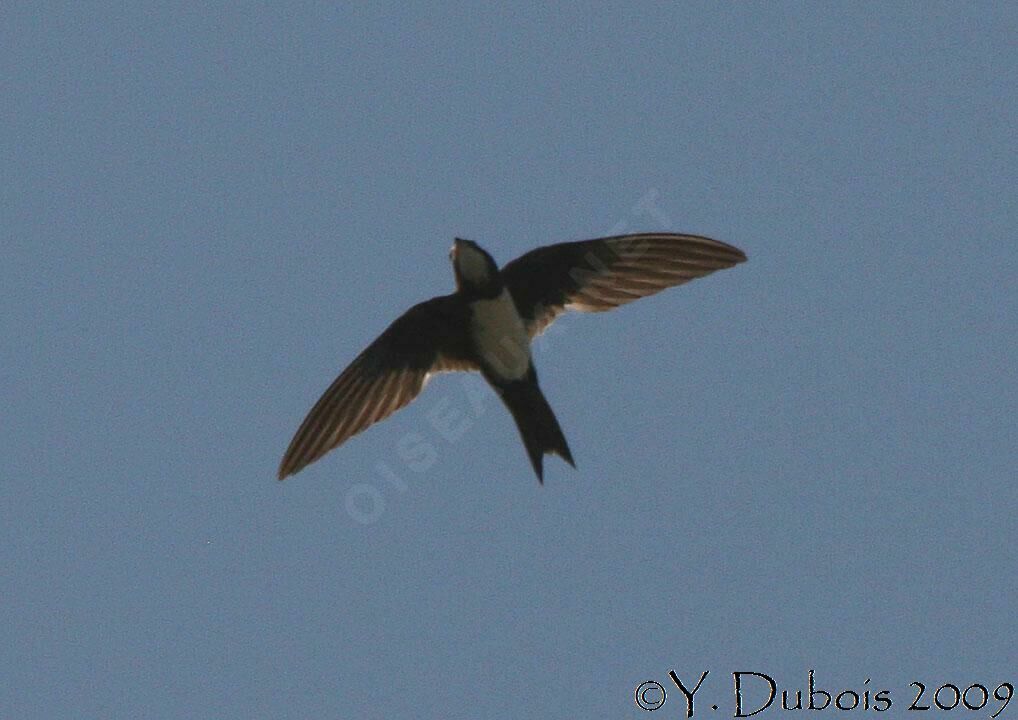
[278,233,747,482]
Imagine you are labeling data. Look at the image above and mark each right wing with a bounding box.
[278,294,475,479]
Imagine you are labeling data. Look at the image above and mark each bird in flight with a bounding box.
[278,233,746,482]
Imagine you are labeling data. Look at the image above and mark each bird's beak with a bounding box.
[449,238,461,261]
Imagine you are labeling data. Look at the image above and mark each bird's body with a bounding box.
[469,287,531,381]
[278,233,746,482]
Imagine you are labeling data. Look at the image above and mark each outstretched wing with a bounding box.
[278,294,475,479]
[500,233,747,336]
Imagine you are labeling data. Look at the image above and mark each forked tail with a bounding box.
[499,378,575,482]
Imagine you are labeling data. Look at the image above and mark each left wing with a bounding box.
[500,233,747,336]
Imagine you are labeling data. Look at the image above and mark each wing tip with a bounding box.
[693,235,748,266]
[277,456,301,481]
[682,233,748,265]
[608,232,747,265]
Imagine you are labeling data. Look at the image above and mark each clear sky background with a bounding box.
[3,3,1016,718]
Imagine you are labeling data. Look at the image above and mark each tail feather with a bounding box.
[499,379,574,482]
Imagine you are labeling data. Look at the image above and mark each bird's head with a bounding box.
[450,238,500,294]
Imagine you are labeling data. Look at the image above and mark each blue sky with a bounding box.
[3,3,1016,718]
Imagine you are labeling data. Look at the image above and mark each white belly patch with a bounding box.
[471,289,531,380]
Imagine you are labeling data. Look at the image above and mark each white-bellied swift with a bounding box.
[278,233,747,482]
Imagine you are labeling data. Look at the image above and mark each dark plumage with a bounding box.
[278,233,746,481]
